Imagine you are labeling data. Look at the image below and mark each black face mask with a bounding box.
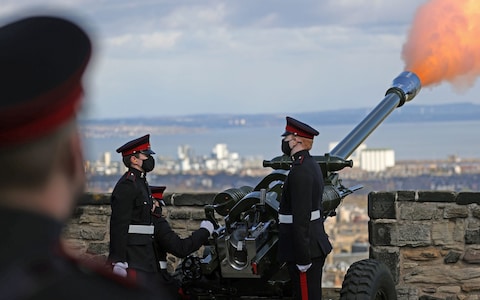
[281,140,292,156]
[142,155,155,172]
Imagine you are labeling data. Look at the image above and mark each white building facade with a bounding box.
[359,148,395,172]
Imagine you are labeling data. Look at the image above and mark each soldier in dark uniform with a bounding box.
[277,117,333,300]
[0,14,165,299]
[109,136,214,298]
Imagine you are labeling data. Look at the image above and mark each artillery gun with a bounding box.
[176,71,421,299]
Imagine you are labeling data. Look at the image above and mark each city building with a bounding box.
[359,148,395,172]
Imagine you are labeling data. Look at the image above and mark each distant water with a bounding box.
[83,120,480,162]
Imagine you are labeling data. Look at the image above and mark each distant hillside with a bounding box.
[82,102,480,129]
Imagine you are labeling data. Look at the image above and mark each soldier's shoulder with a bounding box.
[292,155,306,166]
[125,171,137,182]
[116,171,137,184]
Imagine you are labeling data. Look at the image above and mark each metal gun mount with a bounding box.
[178,71,422,299]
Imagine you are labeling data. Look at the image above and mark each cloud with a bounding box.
[3,0,480,119]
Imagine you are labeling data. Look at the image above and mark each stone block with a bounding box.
[472,205,480,219]
[191,209,208,220]
[399,202,435,221]
[71,207,84,219]
[169,209,191,220]
[78,193,111,205]
[397,191,416,202]
[457,192,480,205]
[437,285,461,295]
[169,193,216,206]
[368,191,396,219]
[87,242,109,255]
[79,214,110,225]
[80,205,111,215]
[80,228,107,241]
[404,265,456,285]
[443,205,469,219]
[402,246,441,261]
[463,248,480,264]
[432,221,459,246]
[465,229,480,245]
[397,222,431,247]
[369,220,396,246]
[444,251,461,263]
[462,279,480,292]
[168,219,188,230]
[369,246,400,284]
[417,191,456,203]
[396,285,419,300]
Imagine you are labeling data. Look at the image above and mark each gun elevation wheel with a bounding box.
[339,258,396,300]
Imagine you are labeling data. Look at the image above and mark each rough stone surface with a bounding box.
[65,191,480,299]
[397,191,416,202]
[399,202,435,221]
[369,220,395,246]
[417,191,456,203]
[397,223,431,247]
[443,251,461,263]
[457,192,480,205]
[368,191,480,299]
[465,229,480,245]
[369,246,400,284]
[471,205,480,219]
[368,191,396,219]
[463,248,480,264]
[443,204,469,219]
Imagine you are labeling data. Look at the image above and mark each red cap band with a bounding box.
[285,124,315,139]
[0,75,83,146]
[121,143,152,156]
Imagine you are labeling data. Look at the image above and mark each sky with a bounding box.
[2,0,479,120]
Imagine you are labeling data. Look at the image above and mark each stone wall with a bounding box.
[63,191,480,299]
[63,192,216,270]
[369,191,480,300]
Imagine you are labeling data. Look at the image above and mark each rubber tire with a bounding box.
[339,258,397,300]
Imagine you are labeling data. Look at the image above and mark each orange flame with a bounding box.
[403,0,480,90]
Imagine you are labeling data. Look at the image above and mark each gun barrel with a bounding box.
[329,71,421,159]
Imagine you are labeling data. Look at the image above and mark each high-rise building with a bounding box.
[359,148,395,172]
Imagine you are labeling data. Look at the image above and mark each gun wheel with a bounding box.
[339,259,397,300]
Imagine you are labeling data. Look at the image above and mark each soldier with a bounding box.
[0,14,164,299]
[109,135,214,298]
[277,117,333,300]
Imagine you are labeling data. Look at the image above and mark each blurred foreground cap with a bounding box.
[116,134,156,157]
[281,116,319,139]
[0,15,92,147]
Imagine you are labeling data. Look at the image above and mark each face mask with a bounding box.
[281,139,292,156]
[142,155,155,172]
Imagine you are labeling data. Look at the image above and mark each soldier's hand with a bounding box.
[112,262,128,277]
[200,220,214,235]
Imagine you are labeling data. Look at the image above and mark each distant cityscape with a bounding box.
[83,101,480,194]
[85,140,480,194]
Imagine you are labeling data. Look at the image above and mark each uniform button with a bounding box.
[144,202,147,204]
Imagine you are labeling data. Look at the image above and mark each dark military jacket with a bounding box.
[151,209,209,259]
[277,150,333,265]
[0,207,165,299]
[109,168,157,272]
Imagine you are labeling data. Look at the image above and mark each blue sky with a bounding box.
[2,0,479,119]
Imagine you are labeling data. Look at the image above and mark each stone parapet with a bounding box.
[64,191,480,299]
[369,191,480,300]
[65,193,218,271]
